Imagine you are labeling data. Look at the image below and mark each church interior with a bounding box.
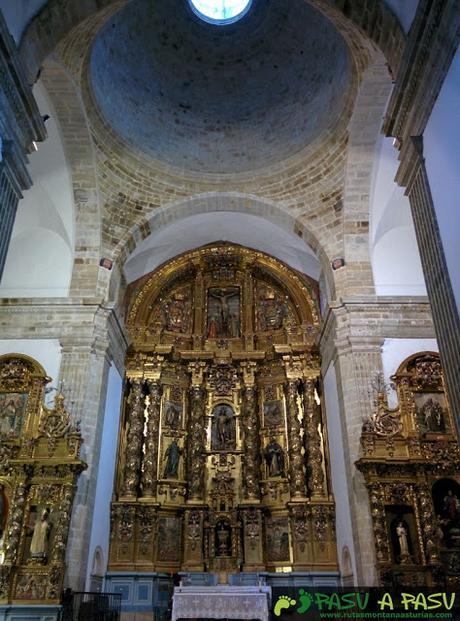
[0,0,459,619]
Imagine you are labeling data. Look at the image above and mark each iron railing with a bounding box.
[61,591,121,621]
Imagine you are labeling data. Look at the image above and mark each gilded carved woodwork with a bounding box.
[357,351,460,588]
[0,354,85,604]
[110,243,336,574]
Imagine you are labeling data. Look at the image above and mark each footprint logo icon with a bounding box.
[296,589,313,614]
[274,595,297,617]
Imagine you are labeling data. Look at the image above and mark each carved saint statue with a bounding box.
[163,440,181,479]
[396,521,410,560]
[211,405,236,451]
[30,508,51,561]
[264,440,284,477]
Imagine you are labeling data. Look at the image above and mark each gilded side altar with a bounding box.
[0,354,85,604]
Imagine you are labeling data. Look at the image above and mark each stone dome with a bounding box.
[90,0,351,174]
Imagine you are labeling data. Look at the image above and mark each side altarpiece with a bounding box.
[357,352,460,588]
[109,244,337,575]
[0,354,85,604]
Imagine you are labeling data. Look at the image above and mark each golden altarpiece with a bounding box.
[109,244,337,577]
[0,354,85,606]
[357,352,460,589]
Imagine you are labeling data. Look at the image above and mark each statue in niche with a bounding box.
[164,401,182,428]
[264,440,285,477]
[163,440,182,479]
[207,288,240,339]
[417,395,446,433]
[396,522,410,559]
[163,293,190,333]
[211,404,236,451]
[29,508,52,562]
[390,517,413,564]
[258,287,288,331]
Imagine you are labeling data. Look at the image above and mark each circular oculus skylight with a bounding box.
[189,0,252,24]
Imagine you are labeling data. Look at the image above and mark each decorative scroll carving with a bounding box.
[302,379,325,497]
[284,380,306,498]
[208,363,238,396]
[141,380,162,496]
[138,506,157,555]
[121,380,145,497]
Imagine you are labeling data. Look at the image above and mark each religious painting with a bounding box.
[211,404,236,451]
[0,392,27,437]
[266,517,290,562]
[157,517,181,561]
[206,287,240,339]
[386,507,416,564]
[415,392,448,434]
[263,400,283,427]
[163,401,182,429]
[162,438,182,479]
[432,479,460,549]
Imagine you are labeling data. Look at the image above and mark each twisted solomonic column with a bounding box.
[121,379,146,497]
[187,385,207,501]
[284,380,306,498]
[242,385,261,501]
[141,380,162,496]
[302,379,326,498]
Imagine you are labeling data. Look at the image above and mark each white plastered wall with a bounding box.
[0,80,74,298]
[85,364,123,590]
[323,363,357,585]
[370,135,426,296]
[0,339,62,398]
[381,338,439,408]
[424,46,460,315]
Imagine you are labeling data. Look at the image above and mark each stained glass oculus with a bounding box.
[189,0,252,24]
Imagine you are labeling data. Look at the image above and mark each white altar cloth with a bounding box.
[172,585,271,621]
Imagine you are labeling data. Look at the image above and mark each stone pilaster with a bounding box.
[0,11,46,279]
[141,380,162,497]
[396,137,460,429]
[58,320,112,590]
